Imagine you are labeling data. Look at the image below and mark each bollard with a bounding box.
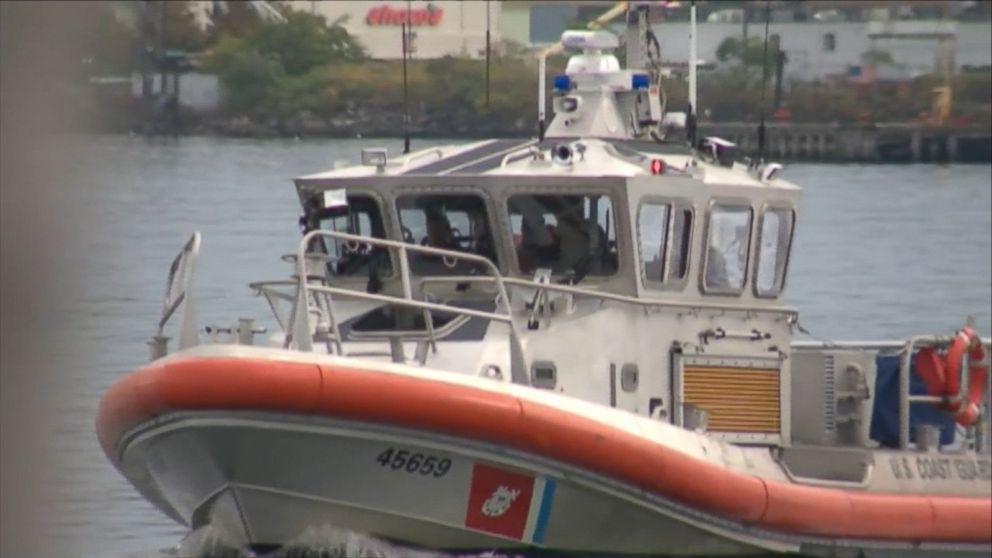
[915,424,940,452]
[238,318,256,346]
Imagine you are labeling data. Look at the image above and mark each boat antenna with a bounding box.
[538,53,546,141]
[485,0,491,109]
[402,0,411,154]
[686,1,698,147]
[757,0,771,163]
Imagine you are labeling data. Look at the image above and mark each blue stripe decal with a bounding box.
[531,478,556,545]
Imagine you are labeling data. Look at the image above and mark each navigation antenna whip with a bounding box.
[402,0,412,154]
[686,1,698,148]
[485,0,491,109]
[757,1,772,163]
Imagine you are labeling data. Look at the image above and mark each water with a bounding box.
[45,136,991,556]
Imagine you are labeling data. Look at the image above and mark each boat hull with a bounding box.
[98,349,992,556]
[121,412,790,555]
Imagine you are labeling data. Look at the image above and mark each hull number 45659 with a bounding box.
[376,448,452,477]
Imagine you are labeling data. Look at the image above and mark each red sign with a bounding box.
[366,4,444,26]
[464,462,535,540]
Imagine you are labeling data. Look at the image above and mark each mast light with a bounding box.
[553,75,572,91]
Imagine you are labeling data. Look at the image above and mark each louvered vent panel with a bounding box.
[683,366,781,433]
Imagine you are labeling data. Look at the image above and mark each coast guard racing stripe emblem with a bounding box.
[464,463,535,539]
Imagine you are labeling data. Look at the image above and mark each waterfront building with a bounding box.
[283,1,501,59]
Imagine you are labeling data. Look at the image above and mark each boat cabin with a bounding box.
[283,137,802,447]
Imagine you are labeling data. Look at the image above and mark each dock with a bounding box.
[699,122,992,163]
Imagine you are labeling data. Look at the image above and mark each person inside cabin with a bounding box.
[468,210,496,264]
[554,196,610,277]
[517,205,556,273]
[424,208,456,250]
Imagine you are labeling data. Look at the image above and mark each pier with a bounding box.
[699,122,992,163]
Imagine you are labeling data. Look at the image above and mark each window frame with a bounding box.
[700,200,754,297]
[310,190,395,278]
[504,189,622,279]
[636,197,694,291]
[752,203,796,299]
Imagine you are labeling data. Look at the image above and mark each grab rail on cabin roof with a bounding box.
[400,147,445,168]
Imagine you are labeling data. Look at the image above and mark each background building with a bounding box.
[195,1,990,81]
[504,1,989,81]
[284,1,500,59]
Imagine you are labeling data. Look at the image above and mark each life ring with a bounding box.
[914,327,988,427]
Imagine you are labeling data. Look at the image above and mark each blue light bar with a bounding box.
[632,73,650,89]
[553,74,571,91]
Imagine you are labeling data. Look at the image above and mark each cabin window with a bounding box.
[311,193,392,276]
[754,207,795,297]
[396,194,497,275]
[703,205,753,294]
[507,194,618,277]
[638,202,693,287]
[639,203,669,284]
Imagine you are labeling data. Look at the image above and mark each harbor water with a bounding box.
[39,136,991,557]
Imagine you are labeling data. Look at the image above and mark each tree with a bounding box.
[160,1,207,52]
[715,36,780,69]
[203,10,365,117]
[251,11,365,76]
[861,49,895,67]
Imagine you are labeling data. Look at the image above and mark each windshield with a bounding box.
[396,193,497,275]
[308,193,391,276]
[507,194,618,277]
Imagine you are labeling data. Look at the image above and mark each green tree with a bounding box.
[204,10,364,117]
[715,36,779,68]
[861,49,895,67]
[251,11,365,76]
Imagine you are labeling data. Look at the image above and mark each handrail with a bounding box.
[500,146,541,168]
[156,232,201,353]
[311,286,512,324]
[287,230,516,355]
[418,274,798,316]
[898,335,992,450]
[249,280,299,331]
[400,147,445,168]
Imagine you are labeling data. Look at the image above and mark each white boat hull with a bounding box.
[117,411,988,557]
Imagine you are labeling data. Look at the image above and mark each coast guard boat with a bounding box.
[97,8,991,557]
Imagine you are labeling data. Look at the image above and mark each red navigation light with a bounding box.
[650,159,665,175]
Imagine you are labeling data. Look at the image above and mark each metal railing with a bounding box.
[258,229,801,358]
[418,275,799,315]
[898,335,992,451]
[797,336,992,453]
[282,230,516,356]
[151,232,201,358]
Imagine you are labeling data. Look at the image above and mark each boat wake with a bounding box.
[169,524,528,558]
